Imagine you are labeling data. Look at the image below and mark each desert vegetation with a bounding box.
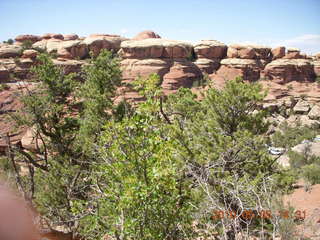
[0,50,317,240]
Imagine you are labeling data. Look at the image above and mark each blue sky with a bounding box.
[1,0,320,54]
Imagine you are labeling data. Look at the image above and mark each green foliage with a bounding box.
[271,122,320,148]
[3,38,14,44]
[5,60,294,239]
[288,148,320,185]
[133,73,162,98]
[192,73,210,88]
[77,50,122,152]
[21,40,33,50]
[316,76,320,84]
[9,50,123,238]
[163,77,289,235]
[201,77,268,136]
[94,114,194,240]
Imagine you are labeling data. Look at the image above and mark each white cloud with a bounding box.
[227,34,320,55]
[275,34,320,55]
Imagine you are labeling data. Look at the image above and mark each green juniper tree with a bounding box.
[8,50,122,238]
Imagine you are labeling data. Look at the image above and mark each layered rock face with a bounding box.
[194,40,227,74]
[1,30,320,151]
[120,38,202,99]
[133,30,161,40]
[262,59,315,83]
[211,44,271,82]
[120,38,194,59]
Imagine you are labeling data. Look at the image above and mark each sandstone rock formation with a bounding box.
[120,39,193,59]
[271,46,286,59]
[133,30,161,40]
[313,60,320,77]
[211,58,264,82]
[42,33,64,40]
[0,44,22,58]
[284,48,303,59]
[21,49,38,59]
[121,58,171,83]
[227,44,256,59]
[162,60,201,92]
[1,31,320,155]
[83,35,126,57]
[262,59,315,83]
[15,34,40,43]
[193,40,227,74]
[63,34,79,41]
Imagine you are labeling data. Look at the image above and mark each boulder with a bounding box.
[52,59,85,74]
[308,105,320,120]
[292,141,320,157]
[284,48,302,59]
[286,115,320,128]
[262,59,315,83]
[83,35,126,56]
[42,33,64,40]
[121,58,171,83]
[211,58,264,81]
[0,44,22,58]
[194,58,220,74]
[299,115,320,127]
[313,60,320,77]
[32,40,48,51]
[0,66,9,82]
[120,39,193,59]
[227,44,256,59]
[271,46,285,59]
[248,45,272,60]
[21,49,38,59]
[59,40,88,59]
[15,34,40,43]
[63,34,79,41]
[293,100,310,114]
[277,154,290,168]
[194,40,227,59]
[57,48,73,59]
[21,127,42,151]
[46,39,64,53]
[162,60,202,91]
[133,30,161,40]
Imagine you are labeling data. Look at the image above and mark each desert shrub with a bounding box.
[6,50,122,239]
[21,40,33,50]
[271,122,320,148]
[288,148,320,185]
[302,164,320,185]
[3,62,294,239]
[192,73,210,88]
[3,38,14,44]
